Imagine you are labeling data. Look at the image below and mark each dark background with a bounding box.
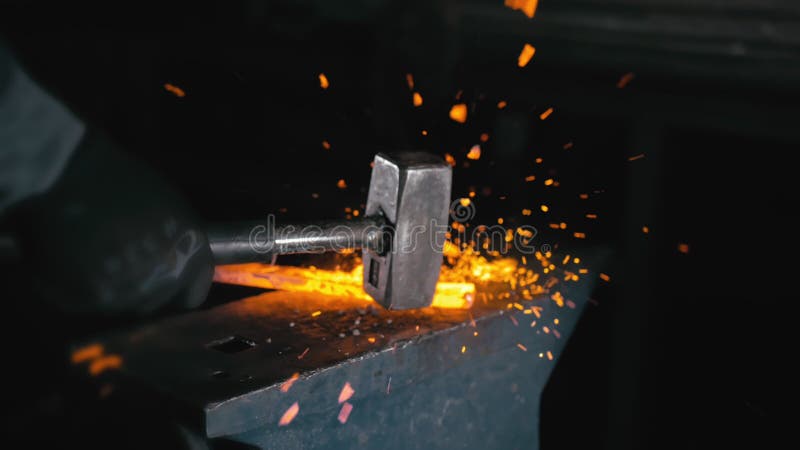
[1,0,797,448]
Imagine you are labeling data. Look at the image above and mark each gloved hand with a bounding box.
[14,130,215,316]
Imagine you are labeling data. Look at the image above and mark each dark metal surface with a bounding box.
[363,152,452,310]
[96,267,594,449]
[208,216,388,265]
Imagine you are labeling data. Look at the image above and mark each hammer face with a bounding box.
[363,153,452,309]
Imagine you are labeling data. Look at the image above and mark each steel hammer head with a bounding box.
[362,152,452,309]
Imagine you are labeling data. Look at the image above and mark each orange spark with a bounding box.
[642,226,650,234]
[338,402,353,424]
[544,178,554,186]
[539,107,554,120]
[628,153,645,161]
[540,204,549,212]
[339,382,355,404]
[480,133,490,142]
[322,140,331,150]
[517,44,536,67]
[71,343,104,364]
[281,373,300,393]
[617,72,635,88]
[89,355,122,376]
[319,73,329,89]
[422,129,428,136]
[497,100,507,109]
[367,337,376,343]
[449,103,468,123]
[573,232,586,239]
[278,402,300,426]
[163,83,185,98]
[504,0,538,18]
[337,179,347,189]
[467,145,481,160]
[516,343,528,352]
[311,310,322,317]
[525,175,536,182]
[444,153,457,167]
[585,213,598,219]
[406,73,414,89]
[413,92,423,107]
[579,193,589,200]
[522,209,532,216]
[461,345,467,354]
[297,347,310,359]
[563,142,574,150]
[678,243,690,254]
[599,273,611,282]
[546,351,553,361]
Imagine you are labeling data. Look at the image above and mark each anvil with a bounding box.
[93,265,596,449]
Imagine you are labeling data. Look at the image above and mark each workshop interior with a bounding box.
[0,1,794,448]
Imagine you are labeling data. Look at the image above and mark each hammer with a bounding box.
[207,152,453,310]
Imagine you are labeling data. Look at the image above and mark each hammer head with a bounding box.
[362,152,452,309]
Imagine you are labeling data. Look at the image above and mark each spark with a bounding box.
[678,243,690,254]
[280,373,300,393]
[497,100,507,109]
[563,142,574,150]
[163,83,185,97]
[406,73,414,89]
[338,402,354,424]
[505,0,538,18]
[311,310,322,317]
[461,345,467,354]
[338,382,355,404]
[444,153,457,167]
[579,193,589,200]
[509,315,519,326]
[546,351,554,361]
[539,107,554,120]
[450,103,468,123]
[322,140,331,150]
[480,133,490,142]
[617,72,635,88]
[517,43,536,67]
[585,213,598,219]
[540,204,549,212]
[525,175,536,182]
[337,179,347,189]
[413,92,423,107]
[517,343,528,352]
[297,348,310,360]
[599,273,611,282]
[319,73,329,89]
[544,178,554,186]
[71,343,104,364]
[278,402,300,426]
[368,337,376,343]
[573,232,586,239]
[628,153,645,161]
[422,129,428,136]
[467,145,481,160]
[642,226,650,233]
[89,355,122,376]
[522,209,532,216]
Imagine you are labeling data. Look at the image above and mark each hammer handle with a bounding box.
[207,215,389,265]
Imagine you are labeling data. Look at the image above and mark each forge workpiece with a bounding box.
[208,152,452,310]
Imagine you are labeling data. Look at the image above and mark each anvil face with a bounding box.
[95,274,593,449]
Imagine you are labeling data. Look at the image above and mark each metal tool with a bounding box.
[207,152,452,310]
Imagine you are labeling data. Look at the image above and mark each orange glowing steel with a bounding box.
[163,83,185,98]
[214,263,475,309]
[449,103,468,123]
[278,402,300,426]
[505,0,538,18]
[517,43,536,67]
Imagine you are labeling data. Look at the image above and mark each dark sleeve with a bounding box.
[0,43,85,214]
